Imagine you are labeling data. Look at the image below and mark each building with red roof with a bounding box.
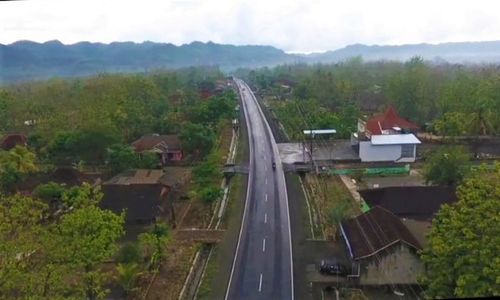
[0,134,27,151]
[132,134,183,165]
[361,105,419,138]
[352,106,421,163]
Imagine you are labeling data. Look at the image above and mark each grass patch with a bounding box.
[194,102,249,299]
[196,246,219,299]
[304,173,360,240]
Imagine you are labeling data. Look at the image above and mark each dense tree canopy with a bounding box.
[0,186,125,299]
[106,144,158,174]
[420,164,500,298]
[0,146,38,191]
[423,147,470,186]
[236,57,500,137]
[0,67,232,166]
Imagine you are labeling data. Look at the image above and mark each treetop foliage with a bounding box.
[0,67,235,167]
[423,146,470,186]
[420,164,500,298]
[236,57,500,136]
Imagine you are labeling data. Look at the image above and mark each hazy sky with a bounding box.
[1,0,500,53]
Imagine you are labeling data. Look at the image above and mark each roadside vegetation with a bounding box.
[423,146,470,186]
[236,56,500,137]
[0,66,230,169]
[0,67,238,298]
[420,164,500,298]
[0,185,124,299]
[237,58,500,299]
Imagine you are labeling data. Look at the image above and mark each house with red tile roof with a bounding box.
[362,106,419,138]
[131,134,183,165]
[352,106,421,162]
[0,134,27,151]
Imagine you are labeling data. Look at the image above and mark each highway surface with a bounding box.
[225,79,294,299]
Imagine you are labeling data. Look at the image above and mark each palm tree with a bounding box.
[116,263,141,296]
[5,146,38,173]
[0,146,38,191]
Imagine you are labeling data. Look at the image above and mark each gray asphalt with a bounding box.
[225,79,294,300]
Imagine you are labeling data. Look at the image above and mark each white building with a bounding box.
[358,134,421,162]
[352,106,421,162]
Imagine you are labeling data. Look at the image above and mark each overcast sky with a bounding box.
[1,0,500,53]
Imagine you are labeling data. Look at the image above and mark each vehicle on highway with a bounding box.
[272,160,276,170]
[319,259,348,276]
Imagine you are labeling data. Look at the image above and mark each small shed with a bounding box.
[100,168,190,224]
[101,169,169,224]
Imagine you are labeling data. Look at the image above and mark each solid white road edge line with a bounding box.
[225,80,254,300]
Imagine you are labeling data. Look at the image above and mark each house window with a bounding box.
[401,144,414,158]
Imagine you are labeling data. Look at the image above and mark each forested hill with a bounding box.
[3,39,500,83]
[305,41,500,64]
[0,40,294,83]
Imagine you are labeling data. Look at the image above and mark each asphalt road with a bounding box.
[225,79,294,300]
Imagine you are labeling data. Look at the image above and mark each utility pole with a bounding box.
[309,132,314,167]
[303,129,336,168]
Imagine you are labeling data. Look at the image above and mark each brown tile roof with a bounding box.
[359,186,457,220]
[104,169,166,185]
[340,206,422,260]
[0,134,27,150]
[131,134,181,153]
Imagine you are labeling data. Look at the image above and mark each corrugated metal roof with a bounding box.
[303,129,337,135]
[371,134,421,145]
[340,206,422,260]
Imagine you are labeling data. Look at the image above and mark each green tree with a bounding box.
[117,242,142,264]
[423,147,469,186]
[198,186,222,204]
[137,152,159,169]
[192,160,220,186]
[61,183,103,209]
[420,164,500,298]
[33,182,67,203]
[0,146,38,191]
[139,223,171,270]
[106,144,140,173]
[0,194,48,294]
[0,94,11,131]
[434,112,468,137]
[106,144,159,174]
[180,122,215,158]
[54,205,125,299]
[116,263,141,296]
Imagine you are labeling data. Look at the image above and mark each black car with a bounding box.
[272,161,276,170]
[319,259,348,276]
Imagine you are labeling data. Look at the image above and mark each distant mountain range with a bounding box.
[304,41,500,63]
[2,40,500,83]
